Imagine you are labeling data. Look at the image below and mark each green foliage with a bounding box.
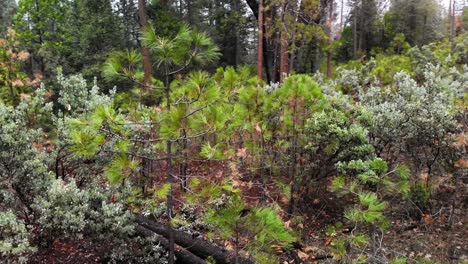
[0,84,53,216]
[141,24,220,69]
[14,0,73,73]
[390,257,408,264]
[0,211,36,258]
[386,0,444,46]
[345,192,386,225]
[0,0,16,35]
[369,55,412,85]
[57,69,115,114]
[2,7,466,261]
[359,69,462,173]
[203,184,294,262]
[33,180,92,239]
[454,33,468,64]
[0,72,168,263]
[32,179,168,263]
[0,29,34,105]
[387,33,411,55]
[66,0,125,79]
[14,0,126,79]
[305,106,375,182]
[409,183,431,210]
[309,100,412,261]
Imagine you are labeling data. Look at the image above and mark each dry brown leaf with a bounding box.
[303,246,315,253]
[19,93,30,100]
[17,51,29,61]
[11,79,24,87]
[297,250,310,260]
[233,179,242,187]
[224,242,234,251]
[247,181,254,189]
[455,159,468,168]
[236,148,247,158]
[271,245,283,254]
[255,122,262,133]
[454,133,466,147]
[280,195,289,204]
[422,214,433,225]
[324,237,333,246]
[419,173,429,184]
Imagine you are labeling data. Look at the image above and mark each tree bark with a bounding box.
[326,0,334,78]
[340,0,344,31]
[450,0,455,53]
[164,65,175,264]
[233,0,241,67]
[257,0,264,81]
[135,215,255,264]
[352,0,357,59]
[279,0,289,83]
[136,225,207,264]
[246,0,273,82]
[138,0,152,87]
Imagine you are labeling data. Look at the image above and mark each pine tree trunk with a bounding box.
[279,1,289,83]
[288,0,300,72]
[186,0,192,24]
[353,1,357,59]
[233,0,241,67]
[246,0,274,83]
[137,0,153,200]
[257,0,264,81]
[164,66,175,264]
[326,0,334,78]
[138,0,152,87]
[450,0,456,53]
[340,0,344,31]
[358,5,364,53]
[287,100,298,216]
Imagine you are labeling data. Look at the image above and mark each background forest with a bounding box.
[0,0,467,263]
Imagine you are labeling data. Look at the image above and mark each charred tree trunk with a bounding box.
[135,215,255,264]
[136,225,206,264]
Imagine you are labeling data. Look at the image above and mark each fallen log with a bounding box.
[135,215,255,264]
[136,225,207,264]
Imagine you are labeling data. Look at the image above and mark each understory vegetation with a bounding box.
[0,0,467,263]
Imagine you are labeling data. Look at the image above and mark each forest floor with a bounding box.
[29,158,467,264]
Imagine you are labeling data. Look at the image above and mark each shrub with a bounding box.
[358,70,461,175]
[304,107,374,182]
[32,179,168,263]
[0,85,53,219]
[0,211,36,260]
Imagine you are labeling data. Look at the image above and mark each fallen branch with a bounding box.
[311,254,333,260]
[135,215,255,264]
[135,225,206,264]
